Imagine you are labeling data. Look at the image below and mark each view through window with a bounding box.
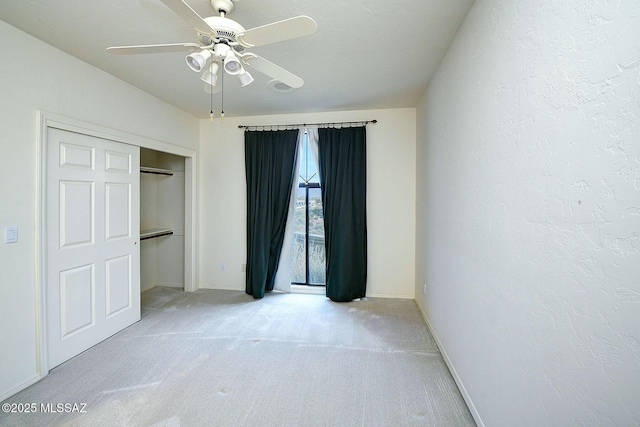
[291,132,326,286]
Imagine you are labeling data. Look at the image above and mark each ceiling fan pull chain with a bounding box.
[210,59,215,123]
[220,59,225,123]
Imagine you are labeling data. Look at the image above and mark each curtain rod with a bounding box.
[238,119,377,130]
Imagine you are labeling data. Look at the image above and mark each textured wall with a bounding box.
[416,0,640,425]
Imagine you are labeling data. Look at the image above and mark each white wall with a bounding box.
[0,21,198,401]
[199,109,416,299]
[416,0,640,425]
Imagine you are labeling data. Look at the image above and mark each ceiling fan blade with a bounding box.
[160,0,212,33]
[243,54,304,88]
[236,16,317,48]
[107,43,201,55]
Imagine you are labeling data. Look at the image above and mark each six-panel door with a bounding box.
[46,128,140,368]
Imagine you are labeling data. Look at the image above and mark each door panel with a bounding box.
[47,128,140,368]
[59,143,94,169]
[105,183,131,240]
[60,181,94,247]
[105,150,131,173]
[105,255,132,317]
[60,264,95,337]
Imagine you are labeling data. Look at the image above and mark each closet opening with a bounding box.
[140,148,187,292]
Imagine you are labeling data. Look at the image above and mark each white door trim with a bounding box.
[36,111,197,377]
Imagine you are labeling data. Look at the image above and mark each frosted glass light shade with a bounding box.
[186,50,212,72]
[238,70,254,87]
[224,51,243,75]
[201,61,220,86]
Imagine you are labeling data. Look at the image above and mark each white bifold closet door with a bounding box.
[46,128,140,368]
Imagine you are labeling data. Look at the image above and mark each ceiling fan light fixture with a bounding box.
[201,61,220,86]
[238,70,254,87]
[224,50,243,75]
[186,49,212,72]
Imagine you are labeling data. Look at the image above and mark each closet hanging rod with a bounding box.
[238,120,377,131]
[140,229,174,241]
[140,166,174,176]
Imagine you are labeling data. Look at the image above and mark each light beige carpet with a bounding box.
[1,288,475,426]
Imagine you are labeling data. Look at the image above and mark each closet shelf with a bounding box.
[140,166,173,176]
[140,228,174,241]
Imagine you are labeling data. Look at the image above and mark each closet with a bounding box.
[140,147,186,292]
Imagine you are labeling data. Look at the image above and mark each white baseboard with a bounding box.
[155,282,184,289]
[366,291,414,299]
[0,373,43,402]
[198,283,244,291]
[194,283,414,300]
[416,303,485,427]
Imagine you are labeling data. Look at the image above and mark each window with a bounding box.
[291,132,326,286]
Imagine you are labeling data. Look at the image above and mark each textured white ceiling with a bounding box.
[0,0,474,118]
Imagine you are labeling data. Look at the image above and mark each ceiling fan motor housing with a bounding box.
[201,16,245,45]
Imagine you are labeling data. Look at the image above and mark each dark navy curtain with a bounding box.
[317,127,367,302]
[245,130,299,298]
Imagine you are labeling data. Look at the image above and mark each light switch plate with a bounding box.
[5,226,18,244]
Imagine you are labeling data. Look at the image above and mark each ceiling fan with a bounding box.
[107,0,317,91]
